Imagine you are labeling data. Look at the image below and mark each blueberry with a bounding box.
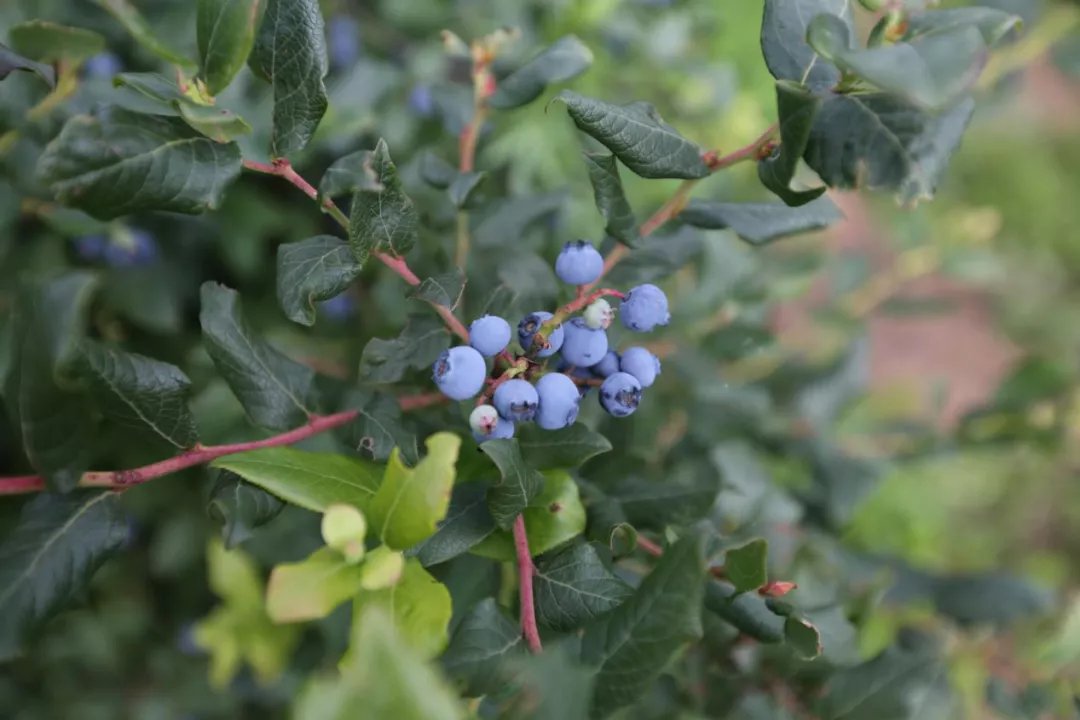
[319,293,357,321]
[73,234,107,262]
[619,347,661,387]
[433,346,487,400]
[327,15,361,69]
[535,372,581,430]
[408,84,434,117]
[555,240,603,285]
[620,283,670,332]
[103,229,158,267]
[469,404,514,442]
[593,350,621,378]
[83,52,122,79]
[599,372,642,417]
[560,317,608,368]
[493,379,539,422]
[518,311,564,358]
[469,315,511,357]
[583,298,614,329]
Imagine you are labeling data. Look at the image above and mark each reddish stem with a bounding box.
[0,410,360,496]
[513,514,543,654]
[397,392,448,412]
[637,535,664,557]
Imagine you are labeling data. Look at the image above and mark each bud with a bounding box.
[360,546,405,590]
[583,298,615,330]
[321,504,367,563]
[758,581,798,598]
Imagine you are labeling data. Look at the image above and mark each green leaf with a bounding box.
[211,447,382,512]
[784,616,823,659]
[94,0,196,68]
[760,0,852,89]
[358,315,450,384]
[414,482,496,567]
[37,107,242,220]
[266,547,364,623]
[609,470,720,529]
[0,44,55,87]
[582,530,707,715]
[725,539,768,594]
[441,597,525,697]
[504,644,596,720]
[582,151,638,245]
[489,35,593,109]
[14,274,98,492]
[905,7,1022,48]
[471,470,587,560]
[370,433,460,550]
[8,20,105,64]
[704,579,784,642]
[111,72,251,142]
[199,282,315,430]
[248,0,328,157]
[299,607,465,720]
[681,195,842,245]
[318,149,381,201]
[277,236,362,326]
[207,471,285,548]
[76,339,198,450]
[534,543,632,632]
[516,423,613,470]
[931,572,1051,627]
[333,388,418,464]
[556,91,709,179]
[352,559,452,659]
[804,93,975,204]
[348,139,418,265]
[447,171,486,209]
[480,439,545,530]
[0,491,128,659]
[197,0,264,96]
[758,80,826,206]
[603,226,703,287]
[174,102,252,142]
[408,269,465,310]
[473,193,565,249]
[419,151,456,189]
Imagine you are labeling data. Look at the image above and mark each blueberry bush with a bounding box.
[0,0,1076,717]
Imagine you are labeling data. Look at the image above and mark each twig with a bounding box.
[513,514,543,653]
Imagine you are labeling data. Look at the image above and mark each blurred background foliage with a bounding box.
[1,0,1079,717]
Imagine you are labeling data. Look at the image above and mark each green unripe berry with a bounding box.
[321,504,367,564]
[583,298,614,329]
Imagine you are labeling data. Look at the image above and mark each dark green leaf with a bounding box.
[469,470,586,560]
[333,388,417,463]
[785,616,823,659]
[725,539,768,594]
[906,8,1022,47]
[110,72,252,142]
[504,643,596,720]
[534,543,632,632]
[199,282,315,430]
[582,530,707,715]
[276,236,362,326]
[0,44,55,87]
[76,339,198,450]
[348,139,418,264]
[931,572,1050,627]
[197,0,264,96]
[414,482,495,567]
[248,0,328,157]
[0,491,128,659]
[358,315,449,384]
[419,151,456,189]
[804,93,975,204]
[95,0,196,68]
[603,226,703,287]
[516,423,613,470]
[447,171,486,209]
[37,107,242,220]
[408,269,465,309]
[582,151,638,245]
[207,471,285,548]
[704,579,784,642]
[681,195,842,245]
[610,470,720,529]
[14,274,98,492]
[760,0,852,89]
[473,193,564,249]
[556,91,709,179]
[174,102,252,143]
[318,149,380,201]
[489,35,593,109]
[441,597,524,697]
[9,20,105,64]
[480,439,545,530]
[758,80,826,206]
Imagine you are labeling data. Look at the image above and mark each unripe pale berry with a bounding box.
[583,298,615,329]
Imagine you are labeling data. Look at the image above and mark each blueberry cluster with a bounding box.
[431,240,668,443]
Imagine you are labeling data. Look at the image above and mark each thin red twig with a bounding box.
[513,514,543,653]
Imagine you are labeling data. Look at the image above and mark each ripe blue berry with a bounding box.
[83,52,122,79]
[103,229,158,267]
[518,311,563,358]
[535,373,581,430]
[432,346,486,400]
[555,240,603,285]
[469,315,512,357]
[327,15,361,69]
[620,284,670,332]
[470,404,514,442]
[619,347,661,387]
[409,85,435,116]
[493,379,539,422]
[73,234,107,262]
[593,350,620,378]
[599,372,642,417]
[320,293,357,321]
[560,317,608,368]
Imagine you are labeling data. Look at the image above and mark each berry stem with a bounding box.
[241,158,471,343]
[513,514,543,654]
[0,410,361,495]
[531,288,625,349]
[636,535,729,580]
[397,392,449,411]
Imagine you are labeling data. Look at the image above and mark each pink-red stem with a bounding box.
[513,514,543,653]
